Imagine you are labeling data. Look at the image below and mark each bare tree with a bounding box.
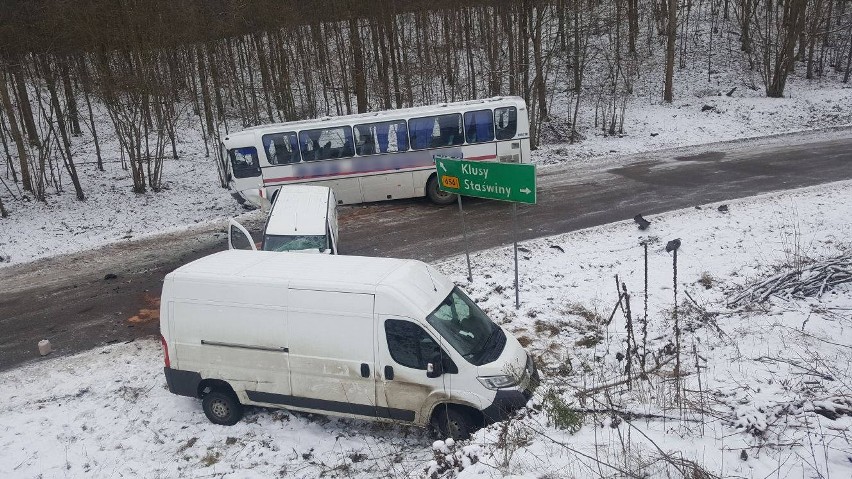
[664,0,679,102]
[0,69,32,192]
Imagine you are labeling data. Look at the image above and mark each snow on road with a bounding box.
[1,180,851,478]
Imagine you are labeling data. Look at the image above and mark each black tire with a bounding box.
[202,391,243,426]
[431,406,474,440]
[426,175,457,205]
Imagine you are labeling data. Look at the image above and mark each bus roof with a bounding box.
[224,96,526,143]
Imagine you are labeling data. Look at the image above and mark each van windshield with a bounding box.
[426,287,505,366]
[263,234,327,252]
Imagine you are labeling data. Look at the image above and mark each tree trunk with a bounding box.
[664,0,678,102]
[0,106,17,183]
[844,24,852,83]
[41,56,84,201]
[767,0,807,97]
[627,0,639,54]
[349,18,368,113]
[0,70,32,192]
[78,56,103,170]
[9,59,40,146]
[60,58,81,135]
[740,0,753,53]
[252,34,275,123]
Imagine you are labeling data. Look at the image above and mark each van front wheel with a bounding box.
[431,407,474,440]
[202,391,243,426]
[426,175,456,205]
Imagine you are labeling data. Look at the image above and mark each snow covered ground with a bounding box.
[2,180,850,478]
[0,66,850,267]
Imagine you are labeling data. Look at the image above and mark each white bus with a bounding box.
[222,96,531,207]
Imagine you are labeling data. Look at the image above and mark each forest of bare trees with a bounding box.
[0,0,850,217]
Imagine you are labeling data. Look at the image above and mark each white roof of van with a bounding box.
[168,249,452,294]
[265,185,330,236]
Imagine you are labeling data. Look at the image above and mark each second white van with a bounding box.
[160,250,537,439]
[229,184,339,254]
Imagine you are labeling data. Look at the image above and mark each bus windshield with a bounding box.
[426,287,504,365]
[263,234,327,252]
[229,147,260,178]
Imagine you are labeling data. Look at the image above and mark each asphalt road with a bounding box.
[1,131,850,370]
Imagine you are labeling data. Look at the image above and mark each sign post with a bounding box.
[458,194,472,282]
[435,157,537,308]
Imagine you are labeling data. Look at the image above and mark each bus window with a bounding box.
[354,120,409,155]
[494,107,517,140]
[229,147,260,178]
[263,132,301,165]
[299,126,355,162]
[464,109,495,144]
[409,113,463,150]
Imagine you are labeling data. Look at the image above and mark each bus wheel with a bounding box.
[426,175,456,205]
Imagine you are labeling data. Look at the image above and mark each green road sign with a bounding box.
[435,156,537,204]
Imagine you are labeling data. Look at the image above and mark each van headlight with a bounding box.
[478,375,519,390]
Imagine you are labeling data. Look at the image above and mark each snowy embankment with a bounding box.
[1,180,851,478]
[0,73,850,267]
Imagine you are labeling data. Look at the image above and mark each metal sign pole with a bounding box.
[458,194,472,282]
[513,202,519,309]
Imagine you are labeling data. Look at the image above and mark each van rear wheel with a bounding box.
[202,391,243,426]
[431,407,474,440]
[426,175,456,205]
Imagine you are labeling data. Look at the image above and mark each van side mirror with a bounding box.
[426,356,444,378]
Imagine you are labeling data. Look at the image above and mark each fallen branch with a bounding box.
[576,353,675,398]
[728,254,852,307]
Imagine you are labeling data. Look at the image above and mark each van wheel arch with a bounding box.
[197,379,236,399]
[429,403,484,440]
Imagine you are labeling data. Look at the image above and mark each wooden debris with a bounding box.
[728,254,852,307]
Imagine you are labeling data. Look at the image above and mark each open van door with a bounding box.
[328,189,339,254]
[228,219,257,251]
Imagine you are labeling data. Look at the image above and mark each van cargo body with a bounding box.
[160,250,537,437]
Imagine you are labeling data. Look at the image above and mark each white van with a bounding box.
[228,185,339,254]
[160,250,537,439]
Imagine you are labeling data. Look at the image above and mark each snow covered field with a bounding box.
[0,70,850,267]
[2,180,850,478]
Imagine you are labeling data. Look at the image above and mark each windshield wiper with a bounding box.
[469,326,500,363]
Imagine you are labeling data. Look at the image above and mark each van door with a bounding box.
[285,289,377,418]
[375,316,453,424]
[327,191,339,254]
[228,219,257,251]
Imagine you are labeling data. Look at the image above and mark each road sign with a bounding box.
[435,157,536,205]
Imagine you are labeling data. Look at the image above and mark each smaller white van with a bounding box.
[229,185,339,254]
[160,250,537,439]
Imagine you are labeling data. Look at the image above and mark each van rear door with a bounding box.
[285,289,377,417]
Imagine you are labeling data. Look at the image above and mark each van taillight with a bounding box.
[160,335,170,368]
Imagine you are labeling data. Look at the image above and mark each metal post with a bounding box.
[513,202,520,309]
[458,194,472,282]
